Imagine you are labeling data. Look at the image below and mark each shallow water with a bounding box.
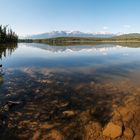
[0,43,140,139]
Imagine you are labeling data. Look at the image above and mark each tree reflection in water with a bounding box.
[0,43,17,59]
[0,43,17,86]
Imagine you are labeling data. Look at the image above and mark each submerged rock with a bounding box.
[84,121,102,140]
[134,135,140,140]
[103,122,122,139]
[46,130,64,140]
[7,101,21,105]
[1,101,21,112]
[7,101,21,110]
[124,127,134,138]
[63,111,76,117]
[32,130,41,140]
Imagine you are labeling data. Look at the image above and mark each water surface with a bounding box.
[0,43,140,139]
[1,43,140,90]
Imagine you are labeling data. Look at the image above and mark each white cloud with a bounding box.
[103,26,109,30]
[123,25,131,28]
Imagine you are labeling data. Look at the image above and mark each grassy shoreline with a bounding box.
[27,37,140,47]
[31,36,140,44]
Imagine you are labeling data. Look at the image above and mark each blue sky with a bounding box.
[0,0,140,35]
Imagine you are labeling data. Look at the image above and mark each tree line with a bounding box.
[0,25,18,43]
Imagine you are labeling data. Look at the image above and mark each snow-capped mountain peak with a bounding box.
[20,31,119,39]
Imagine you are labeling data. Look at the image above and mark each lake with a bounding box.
[0,43,140,139]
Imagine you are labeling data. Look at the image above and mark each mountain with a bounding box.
[113,33,140,39]
[20,31,140,40]
[20,31,116,39]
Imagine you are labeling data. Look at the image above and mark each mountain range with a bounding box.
[20,31,118,39]
[20,31,140,40]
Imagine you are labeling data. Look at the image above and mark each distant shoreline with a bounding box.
[31,37,140,46]
[19,35,140,46]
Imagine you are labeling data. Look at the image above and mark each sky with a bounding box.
[0,0,140,35]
